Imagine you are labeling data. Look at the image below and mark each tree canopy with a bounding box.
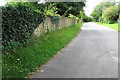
[90,1,116,21]
[55,2,86,17]
[5,2,86,17]
[102,5,119,23]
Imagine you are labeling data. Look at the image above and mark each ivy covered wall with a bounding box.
[2,5,77,52]
[2,5,45,51]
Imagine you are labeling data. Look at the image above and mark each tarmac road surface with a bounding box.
[31,22,118,78]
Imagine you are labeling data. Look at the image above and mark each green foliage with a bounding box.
[2,5,45,51]
[5,2,85,17]
[55,2,86,17]
[79,11,92,22]
[44,3,59,16]
[68,14,79,20]
[5,2,61,17]
[102,5,119,24]
[3,23,84,78]
[79,11,84,20]
[83,16,92,22]
[91,1,116,21]
[50,16,60,24]
[5,2,41,11]
[98,17,104,22]
[5,2,45,13]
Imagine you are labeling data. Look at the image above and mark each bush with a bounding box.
[83,16,92,22]
[102,5,119,24]
[2,5,45,51]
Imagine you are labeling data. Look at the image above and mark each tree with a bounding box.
[5,2,59,16]
[80,11,84,20]
[5,2,86,17]
[55,2,86,17]
[102,5,119,23]
[5,2,45,13]
[78,11,92,22]
[91,1,116,21]
[42,2,59,16]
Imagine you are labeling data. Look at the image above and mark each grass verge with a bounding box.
[3,22,84,78]
[95,22,119,31]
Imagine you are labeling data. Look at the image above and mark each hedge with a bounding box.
[2,5,45,51]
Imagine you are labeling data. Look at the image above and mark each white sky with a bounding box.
[84,0,104,17]
[84,0,119,17]
[0,0,7,6]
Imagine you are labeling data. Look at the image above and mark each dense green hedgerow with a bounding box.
[2,5,45,51]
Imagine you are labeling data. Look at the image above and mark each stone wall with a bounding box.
[33,17,77,37]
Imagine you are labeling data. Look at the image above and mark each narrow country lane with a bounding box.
[31,22,118,78]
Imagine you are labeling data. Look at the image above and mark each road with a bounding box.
[31,22,118,78]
